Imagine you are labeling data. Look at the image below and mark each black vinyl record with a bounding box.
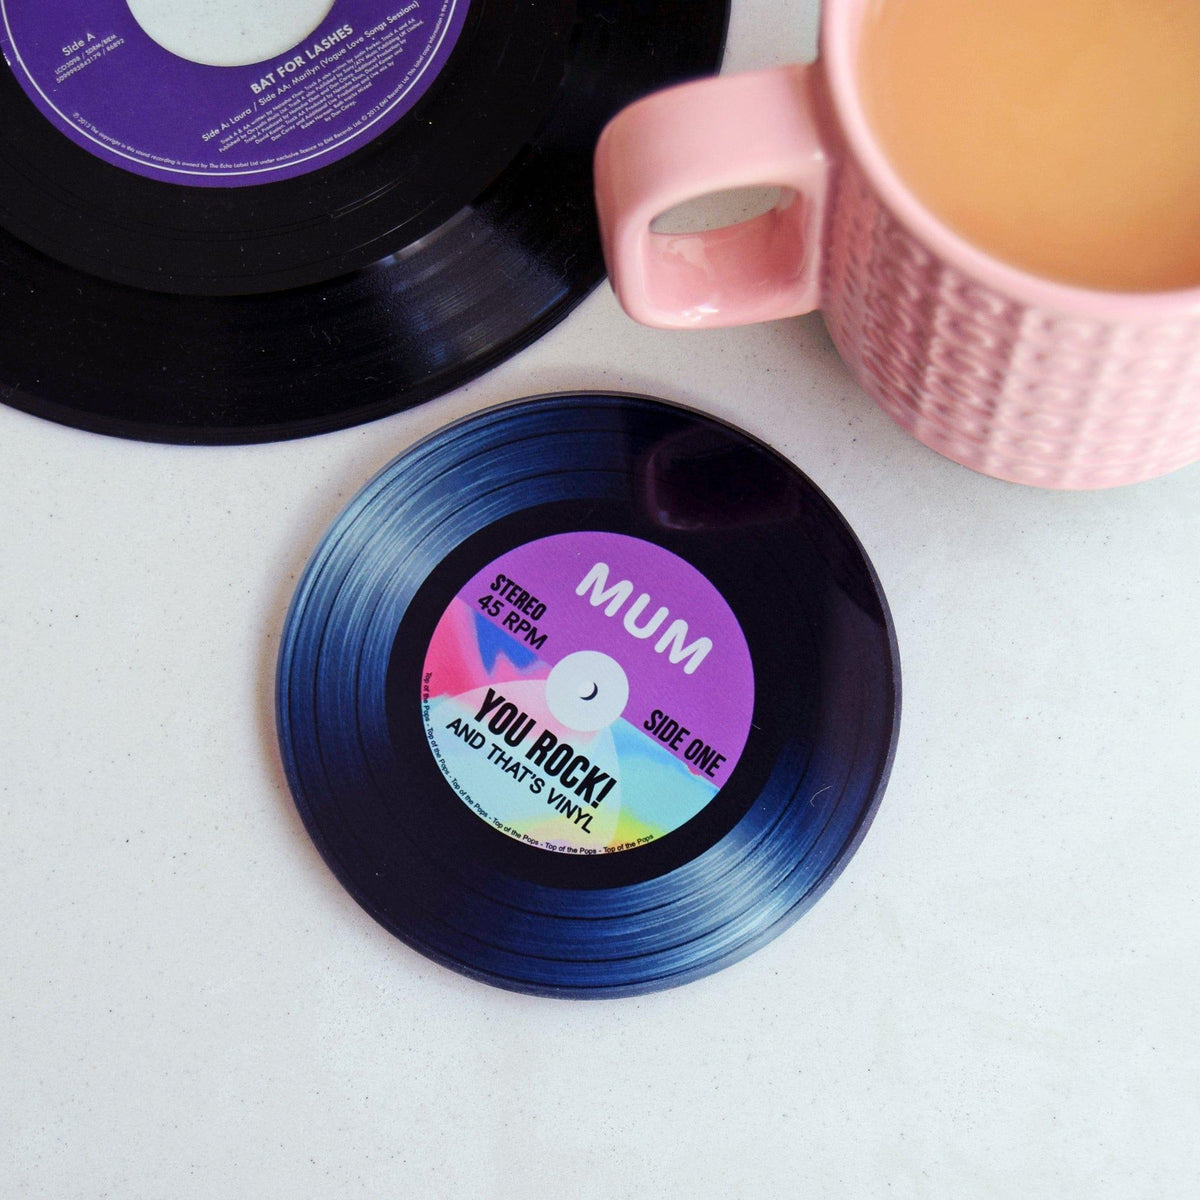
[0,2,727,443]
[276,394,901,997]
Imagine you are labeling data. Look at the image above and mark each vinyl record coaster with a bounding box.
[276,394,901,997]
[0,1,727,442]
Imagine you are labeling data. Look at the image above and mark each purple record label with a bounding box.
[421,532,756,854]
[0,0,468,187]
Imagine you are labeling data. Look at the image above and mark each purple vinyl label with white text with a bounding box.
[0,0,467,186]
[421,532,755,854]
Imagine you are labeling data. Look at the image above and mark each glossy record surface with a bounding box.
[0,2,728,442]
[275,394,901,996]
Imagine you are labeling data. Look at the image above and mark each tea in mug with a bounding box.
[858,0,1200,291]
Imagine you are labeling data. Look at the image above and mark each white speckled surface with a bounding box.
[1,2,1198,1196]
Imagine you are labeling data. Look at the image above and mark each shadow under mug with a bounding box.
[594,1,1200,490]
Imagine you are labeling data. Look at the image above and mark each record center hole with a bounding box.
[126,0,336,68]
[545,652,629,733]
[652,187,790,234]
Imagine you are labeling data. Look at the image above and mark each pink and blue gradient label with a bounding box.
[0,0,467,187]
[421,532,755,854]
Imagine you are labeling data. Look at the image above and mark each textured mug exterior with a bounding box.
[595,0,1200,489]
[821,150,1200,489]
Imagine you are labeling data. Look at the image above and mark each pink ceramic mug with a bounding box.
[594,2,1200,489]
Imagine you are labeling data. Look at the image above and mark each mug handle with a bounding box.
[594,63,832,329]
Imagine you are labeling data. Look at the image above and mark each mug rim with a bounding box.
[821,0,1200,322]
